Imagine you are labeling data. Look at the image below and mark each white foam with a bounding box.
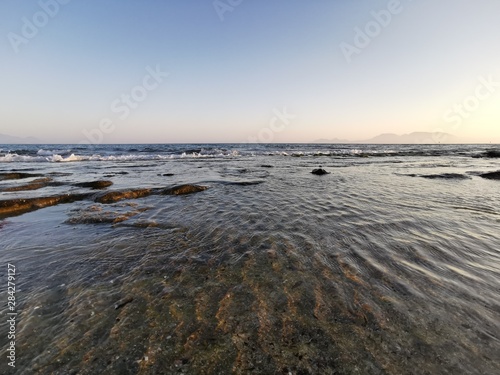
[0,153,46,162]
[48,153,85,162]
[0,152,83,163]
[37,149,71,156]
[0,148,277,163]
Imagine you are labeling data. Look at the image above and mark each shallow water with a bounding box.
[1,144,499,374]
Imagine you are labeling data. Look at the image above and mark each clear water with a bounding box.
[1,144,499,374]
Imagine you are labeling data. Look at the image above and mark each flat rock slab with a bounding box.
[160,184,208,195]
[484,150,500,158]
[94,189,152,204]
[479,171,500,180]
[0,172,45,180]
[95,184,208,203]
[0,193,91,217]
[0,184,210,218]
[73,180,113,189]
[420,173,470,180]
[1,177,55,192]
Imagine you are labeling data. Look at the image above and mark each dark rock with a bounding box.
[73,180,113,190]
[94,189,152,204]
[67,215,117,225]
[0,183,208,218]
[484,150,500,158]
[420,173,470,180]
[48,172,73,177]
[66,206,147,225]
[160,184,208,196]
[479,171,500,180]
[0,172,44,180]
[473,150,500,158]
[1,177,54,192]
[162,173,175,176]
[260,165,274,168]
[225,181,264,186]
[0,193,90,217]
[311,168,329,175]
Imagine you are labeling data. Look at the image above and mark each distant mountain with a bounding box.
[363,132,460,144]
[313,132,461,144]
[0,133,42,144]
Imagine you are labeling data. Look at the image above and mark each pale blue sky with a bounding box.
[1,0,499,143]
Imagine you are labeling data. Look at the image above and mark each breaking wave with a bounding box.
[0,144,499,163]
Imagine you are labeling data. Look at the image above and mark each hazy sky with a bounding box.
[1,0,499,143]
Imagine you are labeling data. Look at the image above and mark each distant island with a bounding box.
[313,132,462,144]
[0,133,42,144]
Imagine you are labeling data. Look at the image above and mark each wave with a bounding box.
[286,150,458,158]
[37,148,72,156]
[1,144,499,163]
[0,153,84,163]
[0,151,242,163]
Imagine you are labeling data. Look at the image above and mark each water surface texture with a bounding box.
[1,144,499,374]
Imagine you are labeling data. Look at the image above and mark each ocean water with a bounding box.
[0,143,499,374]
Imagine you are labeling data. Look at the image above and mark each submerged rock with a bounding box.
[420,173,470,180]
[160,184,208,196]
[94,189,152,204]
[48,172,73,177]
[1,182,208,218]
[0,172,44,180]
[1,177,56,192]
[73,180,113,189]
[65,204,148,225]
[66,213,127,224]
[224,181,264,186]
[311,168,329,175]
[479,171,500,180]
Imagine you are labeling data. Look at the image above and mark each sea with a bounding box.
[0,143,499,374]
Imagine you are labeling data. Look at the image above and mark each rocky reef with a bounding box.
[0,171,208,218]
[479,171,500,180]
[0,193,91,217]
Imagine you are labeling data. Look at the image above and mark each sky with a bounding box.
[0,0,499,144]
